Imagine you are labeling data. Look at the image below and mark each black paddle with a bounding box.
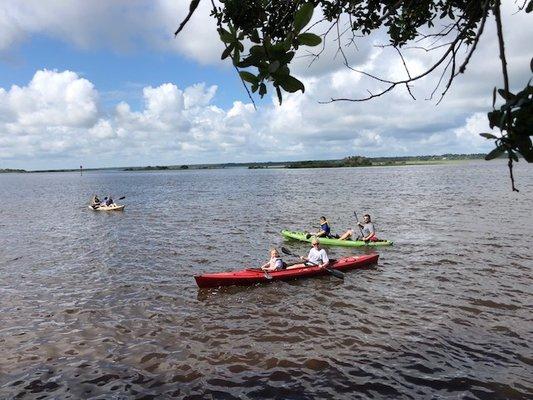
[353,211,366,242]
[281,247,344,280]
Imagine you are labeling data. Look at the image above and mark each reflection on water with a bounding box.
[0,161,532,399]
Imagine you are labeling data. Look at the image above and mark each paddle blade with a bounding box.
[281,247,294,256]
[118,196,126,200]
[264,271,272,280]
[325,267,344,279]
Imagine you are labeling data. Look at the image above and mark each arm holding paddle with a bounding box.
[298,249,330,269]
[282,245,343,279]
[339,211,375,242]
[358,213,377,242]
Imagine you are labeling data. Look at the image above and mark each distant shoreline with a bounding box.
[0,153,494,173]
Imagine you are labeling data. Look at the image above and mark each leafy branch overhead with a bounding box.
[176,0,532,190]
[215,2,321,105]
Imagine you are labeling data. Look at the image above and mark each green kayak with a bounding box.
[281,230,393,247]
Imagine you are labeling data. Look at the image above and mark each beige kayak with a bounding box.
[89,204,125,211]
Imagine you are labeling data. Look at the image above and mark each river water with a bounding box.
[0,160,532,399]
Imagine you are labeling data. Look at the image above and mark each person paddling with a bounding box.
[261,249,286,272]
[306,216,333,239]
[287,238,329,270]
[90,195,101,209]
[339,213,378,242]
[101,195,113,206]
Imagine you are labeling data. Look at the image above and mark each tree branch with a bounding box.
[494,0,518,192]
[175,0,201,37]
[455,0,490,76]
[323,29,464,103]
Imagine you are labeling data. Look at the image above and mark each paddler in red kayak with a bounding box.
[339,213,378,242]
[287,238,330,270]
[261,249,286,272]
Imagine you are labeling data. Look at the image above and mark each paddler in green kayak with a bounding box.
[339,213,378,242]
[305,216,336,239]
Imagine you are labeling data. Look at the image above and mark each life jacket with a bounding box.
[320,221,331,235]
[271,257,286,270]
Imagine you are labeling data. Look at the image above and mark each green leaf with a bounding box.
[516,135,533,161]
[218,28,233,44]
[277,65,290,77]
[259,83,267,97]
[268,60,280,73]
[485,146,505,160]
[526,0,533,13]
[294,3,314,33]
[276,86,283,105]
[237,55,259,68]
[231,48,240,65]
[250,45,266,57]
[239,71,259,85]
[251,29,260,43]
[530,56,533,72]
[279,75,305,93]
[221,44,234,60]
[298,33,322,46]
[281,51,295,64]
[488,110,502,129]
[498,89,516,101]
[492,87,497,109]
[479,133,498,139]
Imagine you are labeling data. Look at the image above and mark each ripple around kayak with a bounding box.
[281,230,393,247]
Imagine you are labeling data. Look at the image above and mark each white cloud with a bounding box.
[0,3,531,169]
[6,70,98,129]
[0,0,225,64]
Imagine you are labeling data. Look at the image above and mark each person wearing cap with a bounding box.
[286,238,329,270]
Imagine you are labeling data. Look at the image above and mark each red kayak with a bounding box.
[194,254,379,288]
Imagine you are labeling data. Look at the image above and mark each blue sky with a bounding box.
[0,1,531,170]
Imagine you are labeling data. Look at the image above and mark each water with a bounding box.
[1,161,532,399]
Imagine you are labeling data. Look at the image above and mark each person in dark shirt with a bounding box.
[306,216,332,239]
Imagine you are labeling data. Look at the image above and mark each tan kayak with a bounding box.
[89,204,125,211]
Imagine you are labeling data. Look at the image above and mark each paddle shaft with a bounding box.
[353,211,364,238]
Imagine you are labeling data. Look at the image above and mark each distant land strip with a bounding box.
[1,153,504,173]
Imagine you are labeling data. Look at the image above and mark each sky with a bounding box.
[0,1,531,170]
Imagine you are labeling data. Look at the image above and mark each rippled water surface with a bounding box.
[1,161,532,399]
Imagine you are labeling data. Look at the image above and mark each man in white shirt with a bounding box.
[306,238,329,268]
